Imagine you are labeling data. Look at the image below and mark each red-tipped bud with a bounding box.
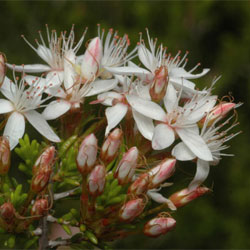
[100,128,123,164]
[114,147,139,185]
[87,165,106,196]
[119,198,145,222]
[0,202,15,223]
[200,102,236,126]
[143,217,176,237]
[128,173,150,195]
[148,158,176,189]
[0,53,6,87]
[150,66,168,101]
[32,146,55,175]
[169,186,210,208]
[0,137,11,175]
[31,199,48,218]
[76,134,98,174]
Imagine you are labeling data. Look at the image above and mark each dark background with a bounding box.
[1,1,250,249]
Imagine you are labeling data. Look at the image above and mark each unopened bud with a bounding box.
[119,198,145,222]
[169,186,210,208]
[76,134,98,174]
[32,146,55,175]
[148,158,176,189]
[114,147,139,185]
[100,128,123,164]
[0,202,15,223]
[144,217,176,237]
[150,66,168,101]
[0,53,6,87]
[200,102,236,126]
[0,137,10,175]
[31,199,48,218]
[128,173,149,195]
[87,165,106,196]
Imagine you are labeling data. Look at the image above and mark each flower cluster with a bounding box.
[0,26,240,249]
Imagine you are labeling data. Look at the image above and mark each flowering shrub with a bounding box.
[0,25,241,249]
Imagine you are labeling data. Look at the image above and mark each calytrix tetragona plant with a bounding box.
[0,25,241,249]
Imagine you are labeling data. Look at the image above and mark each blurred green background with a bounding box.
[1,1,250,249]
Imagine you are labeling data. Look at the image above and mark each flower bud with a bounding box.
[143,217,176,237]
[80,37,103,81]
[169,186,210,208]
[148,158,176,189]
[100,128,123,164]
[0,137,11,175]
[150,66,168,101]
[32,146,55,175]
[0,53,6,87]
[0,202,15,224]
[128,173,150,195]
[76,134,98,174]
[119,198,145,222]
[31,199,48,218]
[114,147,139,185]
[87,165,106,196]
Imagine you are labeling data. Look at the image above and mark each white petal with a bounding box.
[42,100,71,120]
[85,79,118,97]
[132,109,154,141]
[152,124,175,150]
[188,159,210,192]
[172,142,196,161]
[4,112,25,150]
[46,71,64,86]
[6,63,51,73]
[105,66,151,78]
[164,83,178,113]
[105,103,128,136]
[176,127,213,161]
[138,45,156,72]
[169,68,210,79]
[25,110,60,143]
[1,77,16,101]
[37,45,53,65]
[64,50,77,92]
[0,99,14,114]
[169,77,195,90]
[126,95,166,121]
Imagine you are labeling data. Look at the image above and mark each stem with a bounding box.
[38,216,48,250]
[140,203,167,218]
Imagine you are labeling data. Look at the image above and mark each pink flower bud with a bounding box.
[0,137,11,175]
[200,102,236,126]
[144,217,176,237]
[169,186,210,208]
[87,165,106,196]
[80,37,103,81]
[150,66,168,101]
[32,146,55,175]
[119,198,145,222]
[114,147,139,185]
[0,53,6,87]
[128,173,150,195]
[31,199,48,218]
[76,134,98,174]
[100,128,123,164]
[0,202,15,223]
[148,158,176,188]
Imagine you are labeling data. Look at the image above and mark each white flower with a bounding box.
[126,83,217,161]
[0,74,60,149]
[173,113,240,191]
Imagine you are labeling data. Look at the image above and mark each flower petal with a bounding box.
[126,95,166,121]
[176,127,213,161]
[164,83,178,113]
[97,91,122,106]
[152,124,175,150]
[169,68,210,79]
[138,45,156,72]
[188,159,210,192]
[105,103,128,136]
[172,142,196,161]
[85,79,118,97]
[0,99,14,114]
[1,76,16,101]
[105,66,151,78]
[132,109,154,141]
[25,110,60,142]
[64,50,77,92]
[4,112,25,150]
[37,45,53,65]
[6,63,51,73]
[42,100,71,120]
